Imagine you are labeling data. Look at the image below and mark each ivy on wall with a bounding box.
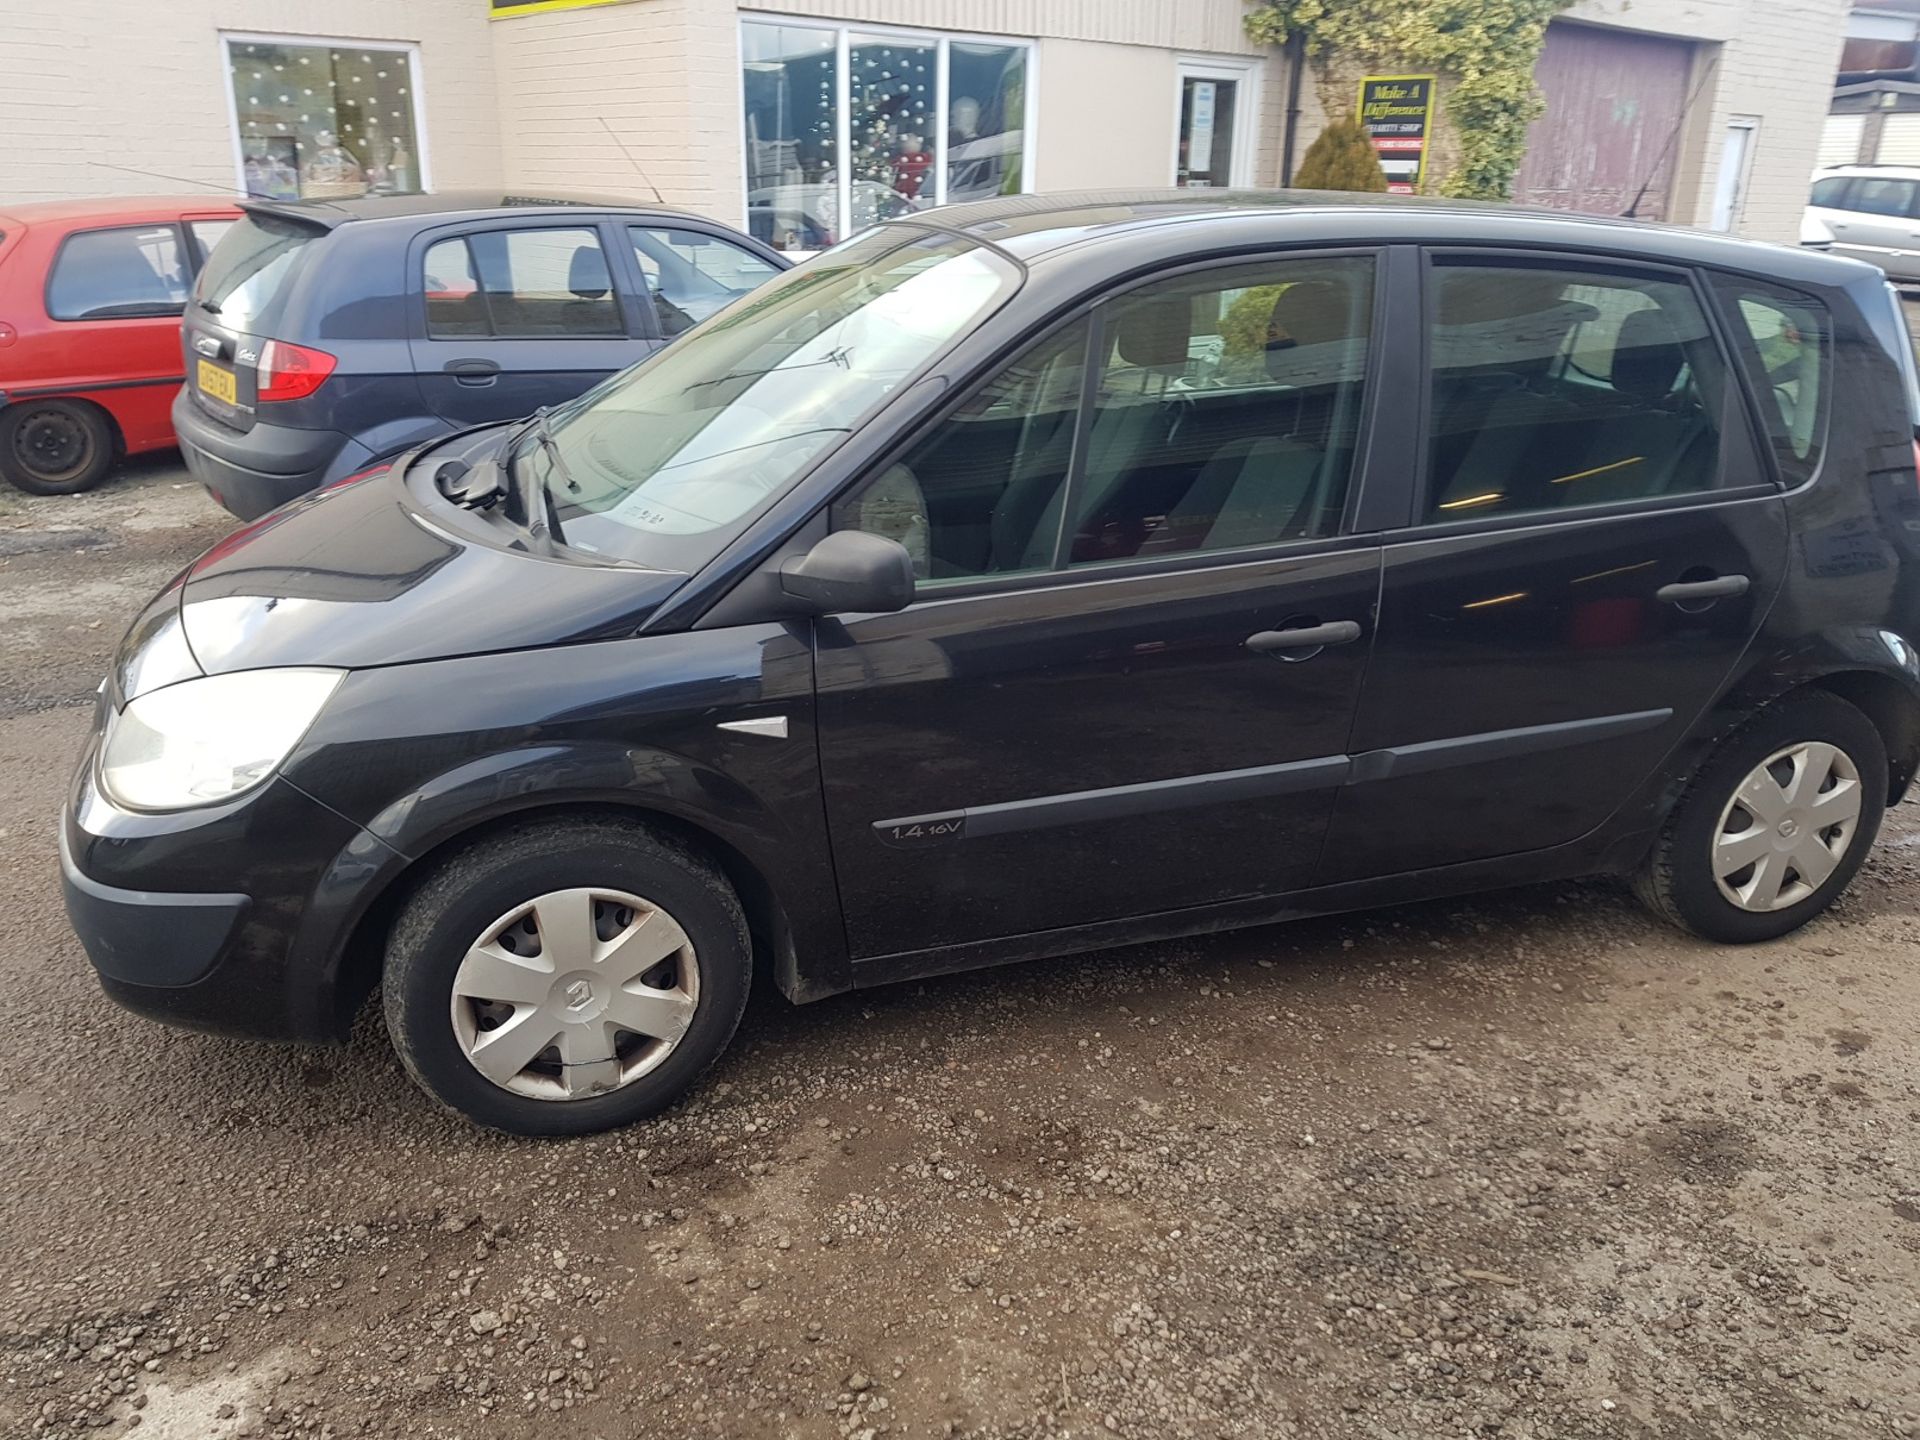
[1245,0,1573,199]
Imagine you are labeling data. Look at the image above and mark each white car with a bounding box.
[1804,164,1920,284]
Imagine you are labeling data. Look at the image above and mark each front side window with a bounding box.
[1713,277,1831,484]
[1424,260,1733,522]
[741,20,1033,253]
[834,255,1376,581]
[424,228,622,339]
[1809,176,1851,208]
[225,37,424,201]
[47,226,190,321]
[630,227,782,337]
[517,227,1020,570]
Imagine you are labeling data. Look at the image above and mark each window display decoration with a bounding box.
[225,38,425,201]
[741,20,1031,253]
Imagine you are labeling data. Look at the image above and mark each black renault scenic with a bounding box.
[63,192,1920,1134]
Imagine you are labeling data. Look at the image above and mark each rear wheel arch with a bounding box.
[1802,669,1920,801]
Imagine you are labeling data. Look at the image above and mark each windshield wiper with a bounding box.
[507,406,567,545]
[681,349,853,394]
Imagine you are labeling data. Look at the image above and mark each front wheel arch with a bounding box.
[329,797,809,1036]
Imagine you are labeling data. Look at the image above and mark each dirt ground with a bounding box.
[0,458,1916,1440]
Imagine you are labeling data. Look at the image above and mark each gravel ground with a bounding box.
[0,455,1916,1440]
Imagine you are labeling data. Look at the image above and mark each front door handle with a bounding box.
[1246,620,1363,653]
[1656,574,1750,604]
[445,358,501,387]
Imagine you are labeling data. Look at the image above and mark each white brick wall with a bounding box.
[0,0,1844,245]
[1562,0,1850,241]
[491,0,743,221]
[0,0,503,203]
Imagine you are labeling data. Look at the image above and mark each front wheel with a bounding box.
[383,818,751,1135]
[1635,692,1888,943]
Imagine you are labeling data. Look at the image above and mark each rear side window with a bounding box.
[194,213,324,333]
[1809,176,1851,207]
[1711,276,1831,485]
[630,226,781,337]
[1845,177,1920,217]
[1423,259,1734,522]
[424,227,623,339]
[47,226,191,320]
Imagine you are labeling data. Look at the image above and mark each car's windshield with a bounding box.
[515,225,1020,569]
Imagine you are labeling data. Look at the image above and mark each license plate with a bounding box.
[196,358,236,405]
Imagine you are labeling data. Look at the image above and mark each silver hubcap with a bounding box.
[1712,741,1863,913]
[450,887,698,1101]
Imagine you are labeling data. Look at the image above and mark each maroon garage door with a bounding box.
[1512,23,1695,221]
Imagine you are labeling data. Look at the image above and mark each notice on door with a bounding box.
[1357,75,1435,194]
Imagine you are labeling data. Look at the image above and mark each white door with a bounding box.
[1174,59,1261,188]
[1710,117,1758,232]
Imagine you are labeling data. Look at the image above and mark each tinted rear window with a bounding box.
[1710,275,1833,486]
[47,225,191,320]
[194,213,325,333]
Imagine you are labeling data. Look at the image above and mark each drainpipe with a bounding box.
[1280,30,1308,187]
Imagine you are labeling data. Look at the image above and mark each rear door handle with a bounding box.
[1246,620,1363,653]
[1656,574,1750,604]
[445,358,501,386]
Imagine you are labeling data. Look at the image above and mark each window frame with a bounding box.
[1401,245,1778,537]
[825,244,1396,601]
[217,31,432,201]
[736,12,1039,250]
[414,216,651,344]
[43,223,193,324]
[1701,270,1835,493]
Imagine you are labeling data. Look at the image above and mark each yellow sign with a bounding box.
[491,0,635,18]
[1356,74,1436,193]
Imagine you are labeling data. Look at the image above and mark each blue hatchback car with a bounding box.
[173,192,788,519]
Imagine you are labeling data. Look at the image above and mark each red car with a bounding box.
[0,197,238,495]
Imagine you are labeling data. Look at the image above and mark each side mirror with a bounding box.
[779,530,914,615]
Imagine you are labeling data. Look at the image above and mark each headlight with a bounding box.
[100,668,344,811]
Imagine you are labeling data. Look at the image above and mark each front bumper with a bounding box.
[60,741,394,1043]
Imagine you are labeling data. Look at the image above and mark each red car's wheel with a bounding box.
[0,399,117,496]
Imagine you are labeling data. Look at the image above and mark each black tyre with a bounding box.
[383,817,751,1136]
[1635,692,1888,943]
[0,400,117,496]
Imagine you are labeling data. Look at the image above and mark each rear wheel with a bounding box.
[0,400,116,495]
[383,817,751,1135]
[1635,692,1888,942]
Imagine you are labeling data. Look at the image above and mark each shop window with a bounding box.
[225,37,425,201]
[741,20,1032,254]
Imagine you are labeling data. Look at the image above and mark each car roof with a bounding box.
[903,188,1877,286]
[1816,164,1920,179]
[239,189,709,231]
[0,194,240,230]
